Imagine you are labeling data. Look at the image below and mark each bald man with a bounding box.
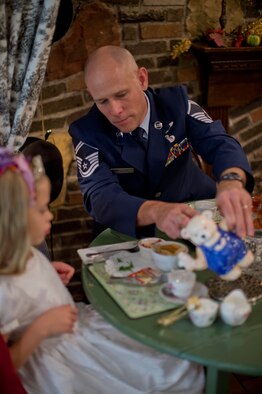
[69,45,254,240]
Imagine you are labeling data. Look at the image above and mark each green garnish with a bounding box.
[118,261,134,271]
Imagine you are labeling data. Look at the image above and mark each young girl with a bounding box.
[0,147,204,394]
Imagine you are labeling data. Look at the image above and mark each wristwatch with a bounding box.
[219,172,245,186]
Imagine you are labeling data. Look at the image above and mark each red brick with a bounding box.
[66,190,84,205]
[177,67,198,82]
[140,22,182,39]
[144,0,184,4]
[67,108,89,125]
[43,96,83,116]
[67,73,86,92]
[42,83,66,100]
[127,41,167,56]
[250,107,262,124]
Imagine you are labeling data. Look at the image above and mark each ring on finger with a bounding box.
[242,204,249,210]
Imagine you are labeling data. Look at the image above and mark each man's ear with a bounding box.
[137,67,148,90]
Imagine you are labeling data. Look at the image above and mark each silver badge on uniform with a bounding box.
[154,121,163,130]
[165,121,174,134]
[165,135,175,143]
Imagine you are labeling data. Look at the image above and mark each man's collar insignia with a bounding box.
[154,121,163,130]
[165,135,175,143]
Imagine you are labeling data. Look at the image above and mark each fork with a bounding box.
[85,245,139,259]
[157,296,201,326]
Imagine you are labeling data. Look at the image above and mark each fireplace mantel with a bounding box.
[191,42,262,128]
[191,42,262,106]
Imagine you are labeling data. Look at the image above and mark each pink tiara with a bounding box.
[0,147,45,203]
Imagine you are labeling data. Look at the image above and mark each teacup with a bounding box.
[188,298,219,327]
[194,200,221,223]
[194,199,217,212]
[151,241,188,272]
[167,269,196,299]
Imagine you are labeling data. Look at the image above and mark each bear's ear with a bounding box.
[202,210,213,220]
[181,228,190,239]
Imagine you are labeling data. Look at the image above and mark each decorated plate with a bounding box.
[105,251,157,278]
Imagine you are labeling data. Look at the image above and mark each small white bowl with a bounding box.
[138,237,163,259]
[220,289,252,326]
[188,298,219,328]
[151,241,188,272]
[167,269,196,299]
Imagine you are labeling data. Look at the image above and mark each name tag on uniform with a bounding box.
[111,167,135,174]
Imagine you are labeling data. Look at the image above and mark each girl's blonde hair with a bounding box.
[0,169,31,274]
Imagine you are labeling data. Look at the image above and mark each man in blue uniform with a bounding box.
[69,45,254,240]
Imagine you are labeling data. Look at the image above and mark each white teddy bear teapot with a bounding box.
[178,210,254,281]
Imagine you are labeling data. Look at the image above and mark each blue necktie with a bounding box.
[132,127,148,150]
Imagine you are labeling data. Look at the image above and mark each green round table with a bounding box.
[82,229,262,394]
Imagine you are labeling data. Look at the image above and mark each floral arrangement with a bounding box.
[206,17,262,47]
[171,16,262,60]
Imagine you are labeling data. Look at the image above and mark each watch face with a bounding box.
[220,172,244,184]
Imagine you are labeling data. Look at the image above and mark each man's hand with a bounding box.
[216,180,254,238]
[52,262,75,285]
[137,201,198,239]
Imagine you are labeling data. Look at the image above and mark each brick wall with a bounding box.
[229,98,262,195]
[28,0,261,299]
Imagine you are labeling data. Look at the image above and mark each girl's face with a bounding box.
[28,176,53,246]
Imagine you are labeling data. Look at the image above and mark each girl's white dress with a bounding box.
[0,248,204,394]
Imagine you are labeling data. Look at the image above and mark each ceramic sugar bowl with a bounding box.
[220,289,252,326]
[188,297,219,328]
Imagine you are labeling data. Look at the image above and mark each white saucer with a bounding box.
[159,282,209,305]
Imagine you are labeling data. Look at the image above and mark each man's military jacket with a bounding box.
[69,86,254,237]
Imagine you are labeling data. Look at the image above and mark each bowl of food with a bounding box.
[151,241,188,271]
[138,237,163,259]
[188,298,219,328]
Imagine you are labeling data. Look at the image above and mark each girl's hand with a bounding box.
[34,305,78,338]
[7,305,78,369]
[52,262,75,285]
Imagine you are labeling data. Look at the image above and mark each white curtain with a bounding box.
[0,0,60,150]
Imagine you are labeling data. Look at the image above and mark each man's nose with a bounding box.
[109,100,123,116]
